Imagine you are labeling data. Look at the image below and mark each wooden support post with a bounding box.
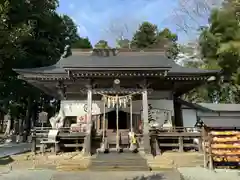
[116,95,120,150]
[130,96,133,133]
[155,138,161,155]
[97,117,100,132]
[84,85,92,155]
[31,130,36,155]
[178,136,184,152]
[208,134,214,170]
[55,143,60,154]
[203,149,207,168]
[198,137,203,153]
[100,97,107,152]
[106,119,108,130]
[103,98,106,138]
[141,89,151,154]
[40,144,45,155]
[202,127,207,168]
[75,140,79,152]
[51,144,55,154]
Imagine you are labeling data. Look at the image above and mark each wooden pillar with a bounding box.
[31,129,36,155]
[84,85,92,155]
[100,97,108,152]
[130,96,133,132]
[141,89,151,154]
[116,95,120,150]
[202,127,207,168]
[103,98,106,138]
[87,86,92,132]
[208,134,214,170]
[178,136,184,152]
[198,137,203,153]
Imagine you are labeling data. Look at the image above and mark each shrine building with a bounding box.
[13,48,220,154]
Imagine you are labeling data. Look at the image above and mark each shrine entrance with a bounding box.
[98,91,139,152]
[107,110,128,130]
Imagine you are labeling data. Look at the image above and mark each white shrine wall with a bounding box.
[60,99,174,117]
[61,90,173,114]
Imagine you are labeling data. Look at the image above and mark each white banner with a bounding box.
[60,100,174,117]
[61,101,101,117]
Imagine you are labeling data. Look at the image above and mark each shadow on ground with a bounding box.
[125,173,184,180]
[0,156,14,165]
[126,174,164,180]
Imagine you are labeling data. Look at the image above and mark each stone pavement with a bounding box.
[0,169,182,180]
[0,143,31,158]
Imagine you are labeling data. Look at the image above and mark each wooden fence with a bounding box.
[155,127,203,152]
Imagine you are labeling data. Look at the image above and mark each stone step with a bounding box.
[94,156,143,160]
[90,153,149,171]
[92,157,147,161]
[91,160,147,164]
[91,159,147,163]
[91,163,148,167]
[56,167,88,171]
[89,166,150,171]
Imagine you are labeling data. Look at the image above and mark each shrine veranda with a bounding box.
[14,48,220,155]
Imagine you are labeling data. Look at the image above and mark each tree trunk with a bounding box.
[19,118,23,135]
[14,118,18,135]
[4,119,11,136]
[31,101,39,128]
[25,96,33,135]
[0,112,4,132]
[4,114,12,136]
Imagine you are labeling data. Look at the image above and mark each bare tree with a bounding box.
[101,17,142,47]
[172,0,221,33]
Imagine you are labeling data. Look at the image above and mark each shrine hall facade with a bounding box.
[13,48,220,153]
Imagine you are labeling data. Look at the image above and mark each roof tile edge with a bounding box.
[71,48,166,56]
[71,48,166,52]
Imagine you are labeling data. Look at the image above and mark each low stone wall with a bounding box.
[6,152,91,171]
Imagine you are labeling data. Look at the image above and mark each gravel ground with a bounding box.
[178,167,240,180]
[0,164,239,180]
[1,150,239,180]
[0,169,182,180]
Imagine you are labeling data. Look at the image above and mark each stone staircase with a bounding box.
[89,152,150,171]
[56,154,91,171]
[142,152,204,170]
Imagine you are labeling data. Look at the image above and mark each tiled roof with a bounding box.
[14,49,220,75]
[201,116,240,128]
[198,103,240,112]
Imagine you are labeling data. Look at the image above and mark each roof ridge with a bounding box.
[71,49,166,56]
[71,48,166,52]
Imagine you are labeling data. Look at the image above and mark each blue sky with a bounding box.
[57,0,210,46]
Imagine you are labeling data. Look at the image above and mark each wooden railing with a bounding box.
[31,126,203,154]
[31,126,87,154]
[153,127,203,153]
[157,126,201,132]
[32,127,87,138]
